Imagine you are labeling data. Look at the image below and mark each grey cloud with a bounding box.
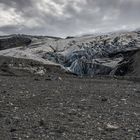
[0,0,140,37]
[0,0,33,10]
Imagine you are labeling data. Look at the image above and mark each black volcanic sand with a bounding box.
[0,74,140,140]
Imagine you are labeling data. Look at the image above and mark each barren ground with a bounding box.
[0,73,140,140]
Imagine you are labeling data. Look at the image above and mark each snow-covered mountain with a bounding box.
[0,31,140,76]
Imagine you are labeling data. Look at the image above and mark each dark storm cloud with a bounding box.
[0,0,140,37]
[0,0,33,10]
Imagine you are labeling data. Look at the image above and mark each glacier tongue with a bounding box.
[0,31,140,76]
[42,31,139,76]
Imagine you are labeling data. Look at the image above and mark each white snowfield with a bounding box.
[0,31,140,76]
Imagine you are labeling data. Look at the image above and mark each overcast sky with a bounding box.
[0,0,140,37]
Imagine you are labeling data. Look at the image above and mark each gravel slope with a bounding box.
[0,74,140,140]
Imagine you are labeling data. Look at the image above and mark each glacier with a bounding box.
[0,31,140,76]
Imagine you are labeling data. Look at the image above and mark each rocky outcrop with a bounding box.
[0,35,32,50]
